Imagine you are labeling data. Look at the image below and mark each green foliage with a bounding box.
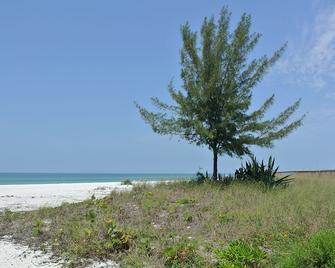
[85,210,96,223]
[121,179,133,185]
[104,219,134,252]
[195,170,234,184]
[176,197,197,205]
[164,240,205,267]
[279,229,335,268]
[95,198,108,209]
[32,220,44,237]
[183,211,193,223]
[138,237,151,254]
[214,240,267,268]
[3,208,15,221]
[136,6,304,178]
[235,156,292,189]
[195,170,210,182]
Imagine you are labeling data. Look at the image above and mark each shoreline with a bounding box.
[0,181,138,213]
[0,180,177,213]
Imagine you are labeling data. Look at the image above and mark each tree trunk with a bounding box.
[213,149,218,180]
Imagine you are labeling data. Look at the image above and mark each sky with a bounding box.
[0,0,334,173]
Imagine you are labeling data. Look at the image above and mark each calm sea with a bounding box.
[0,173,194,185]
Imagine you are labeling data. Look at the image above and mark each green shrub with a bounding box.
[32,220,44,237]
[164,240,204,267]
[85,210,96,222]
[121,179,133,185]
[214,240,267,268]
[279,229,335,268]
[104,219,134,252]
[235,156,292,189]
[195,170,210,182]
[95,199,108,209]
[182,211,193,223]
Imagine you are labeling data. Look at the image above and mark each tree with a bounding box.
[135,7,305,180]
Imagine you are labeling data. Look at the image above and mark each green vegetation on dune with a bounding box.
[1,174,335,267]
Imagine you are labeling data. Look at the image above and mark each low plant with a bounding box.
[195,170,234,184]
[195,170,210,182]
[85,210,96,222]
[279,229,335,268]
[121,179,133,185]
[235,156,292,189]
[217,174,235,185]
[164,240,205,267]
[3,208,15,221]
[183,211,193,223]
[176,197,196,205]
[214,240,267,268]
[104,219,134,252]
[32,220,44,237]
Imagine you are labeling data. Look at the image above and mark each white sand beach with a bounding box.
[0,182,135,268]
[0,182,133,212]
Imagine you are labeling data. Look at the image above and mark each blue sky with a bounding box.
[0,0,334,173]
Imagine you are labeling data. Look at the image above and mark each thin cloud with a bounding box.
[277,4,335,96]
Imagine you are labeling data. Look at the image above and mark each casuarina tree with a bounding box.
[135,7,305,180]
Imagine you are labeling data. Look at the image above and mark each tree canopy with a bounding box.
[136,7,305,179]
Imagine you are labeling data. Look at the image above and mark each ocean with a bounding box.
[0,173,194,185]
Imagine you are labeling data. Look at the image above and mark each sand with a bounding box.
[0,182,133,212]
[0,182,137,268]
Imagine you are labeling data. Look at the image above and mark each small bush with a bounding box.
[214,240,267,268]
[32,220,44,237]
[235,156,292,189]
[279,229,335,268]
[164,240,205,267]
[95,199,108,209]
[183,211,193,223]
[104,219,134,252]
[195,170,210,182]
[85,210,96,222]
[121,179,133,185]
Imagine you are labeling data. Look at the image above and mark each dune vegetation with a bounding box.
[1,172,335,267]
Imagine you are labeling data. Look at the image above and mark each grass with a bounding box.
[0,173,335,267]
[277,229,335,267]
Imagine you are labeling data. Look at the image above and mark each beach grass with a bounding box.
[1,173,335,267]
